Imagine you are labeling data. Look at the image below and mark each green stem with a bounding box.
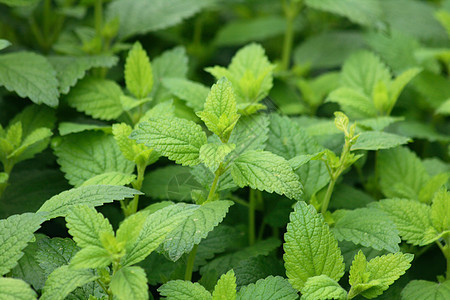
[43,0,52,49]
[281,0,300,71]
[184,244,198,281]
[124,162,146,216]
[321,177,336,215]
[229,195,249,207]
[94,0,103,38]
[249,189,256,246]
[205,164,222,203]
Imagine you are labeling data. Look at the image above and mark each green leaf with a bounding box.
[304,0,382,27]
[69,246,111,269]
[110,266,148,300]
[348,251,413,299]
[164,200,233,261]
[131,117,207,166]
[388,68,422,107]
[266,114,329,199]
[0,52,59,106]
[38,185,141,219]
[66,205,114,248]
[0,213,45,276]
[158,280,212,300]
[201,238,281,277]
[372,199,434,246]
[197,78,240,141]
[212,269,236,300]
[351,131,410,150]
[327,87,376,119]
[419,173,450,204]
[214,16,287,46]
[401,280,450,300]
[0,277,37,300]
[54,131,135,187]
[81,172,136,186]
[10,104,56,137]
[125,42,153,99]
[436,98,450,115]
[341,50,391,96]
[65,77,124,121]
[34,237,78,277]
[228,115,269,159]
[0,0,39,6]
[162,78,209,112]
[357,116,403,132]
[48,55,118,94]
[236,276,298,300]
[431,188,450,233]
[8,128,53,162]
[200,143,235,172]
[300,275,347,300]
[40,265,98,300]
[377,147,429,200]
[0,39,11,50]
[107,0,215,40]
[231,150,302,199]
[206,43,274,103]
[333,208,400,252]
[58,122,110,136]
[122,203,198,266]
[116,210,148,248]
[283,201,344,291]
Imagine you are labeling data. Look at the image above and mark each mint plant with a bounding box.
[1,0,449,299]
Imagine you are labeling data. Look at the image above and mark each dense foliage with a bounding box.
[0,0,449,299]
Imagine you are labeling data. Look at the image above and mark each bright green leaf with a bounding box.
[37,185,141,219]
[283,201,345,291]
[301,275,347,300]
[212,269,236,300]
[131,117,207,166]
[0,213,45,276]
[40,265,98,300]
[236,276,298,300]
[351,131,410,150]
[65,77,124,121]
[327,87,376,119]
[0,52,59,106]
[200,143,235,172]
[125,42,153,99]
[158,280,212,300]
[162,78,209,112]
[401,280,450,300]
[69,246,111,269]
[110,266,148,300]
[81,172,136,186]
[431,188,450,233]
[0,277,37,300]
[231,150,303,199]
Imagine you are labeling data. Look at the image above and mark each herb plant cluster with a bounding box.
[0,0,449,299]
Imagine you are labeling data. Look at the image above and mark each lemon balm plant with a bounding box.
[1,0,450,299]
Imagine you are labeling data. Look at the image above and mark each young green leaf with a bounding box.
[48,55,118,94]
[388,67,422,110]
[431,188,450,233]
[37,185,141,219]
[301,275,348,300]
[418,173,449,204]
[236,276,298,300]
[401,280,450,300]
[110,266,148,300]
[164,200,233,261]
[69,246,111,270]
[80,172,136,186]
[351,131,411,150]
[348,250,413,299]
[65,205,114,248]
[283,201,345,291]
[206,43,274,103]
[10,104,56,137]
[332,208,401,252]
[122,203,199,266]
[65,77,124,121]
[327,87,376,119]
[158,280,212,300]
[131,117,207,166]
[54,132,135,187]
[373,198,434,246]
[197,78,240,141]
[231,150,303,199]
[125,42,153,99]
[40,265,98,300]
[0,213,45,276]
[377,147,429,200]
[0,277,37,300]
[200,143,235,172]
[0,39,11,50]
[212,269,237,300]
[0,52,59,106]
